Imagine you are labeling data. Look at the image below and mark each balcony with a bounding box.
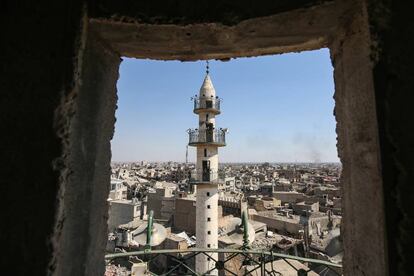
[188,128,226,147]
[193,96,221,114]
[188,169,225,184]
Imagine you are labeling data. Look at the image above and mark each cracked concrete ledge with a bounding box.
[90,2,342,60]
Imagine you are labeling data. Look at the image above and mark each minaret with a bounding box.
[188,62,226,275]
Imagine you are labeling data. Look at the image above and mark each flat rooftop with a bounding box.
[255,210,300,223]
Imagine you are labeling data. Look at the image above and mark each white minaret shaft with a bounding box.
[188,66,226,275]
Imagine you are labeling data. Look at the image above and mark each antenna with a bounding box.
[206,60,210,74]
[186,145,188,164]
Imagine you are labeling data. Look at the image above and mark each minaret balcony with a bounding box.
[188,170,224,184]
[193,96,221,114]
[188,128,226,147]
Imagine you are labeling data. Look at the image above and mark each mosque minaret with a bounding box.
[188,62,227,275]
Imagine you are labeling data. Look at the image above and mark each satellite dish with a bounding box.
[221,215,255,246]
[131,210,167,247]
[132,223,167,247]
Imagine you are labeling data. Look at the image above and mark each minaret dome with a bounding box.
[199,74,216,98]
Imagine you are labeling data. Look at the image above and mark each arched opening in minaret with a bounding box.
[107,49,342,275]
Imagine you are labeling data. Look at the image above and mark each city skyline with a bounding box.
[111,49,339,163]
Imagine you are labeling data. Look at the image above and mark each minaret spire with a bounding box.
[206,60,210,75]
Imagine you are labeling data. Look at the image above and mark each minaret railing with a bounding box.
[189,169,225,184]
[193,96,221,112]
[188,128,226,145]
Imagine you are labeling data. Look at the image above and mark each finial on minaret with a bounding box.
[206,60,210,75]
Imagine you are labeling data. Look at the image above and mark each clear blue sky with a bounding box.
[111,48,339,163]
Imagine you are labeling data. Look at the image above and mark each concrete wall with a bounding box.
[329,2,386,274]
[108,201,140,231]
[147,188,166,218]
[314,187,340,198]
[293,202,320,214]
[252,214,302,235]
[309,215,341,235]
[53,30,121,276]
[174,198,197,234]
[219,198,241,216]
[160,197,175,220]
[273,191,306,204]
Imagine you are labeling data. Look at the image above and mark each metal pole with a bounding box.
[145,210,154,251]
[242,211,249,250]
[261,253,265,276]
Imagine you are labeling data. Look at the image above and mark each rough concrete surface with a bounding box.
[90,2,341,60]
[53,30,121,276]
[330,1,386,275]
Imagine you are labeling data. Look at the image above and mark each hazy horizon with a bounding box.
[111,160,341,164]
[111,49,339,163]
